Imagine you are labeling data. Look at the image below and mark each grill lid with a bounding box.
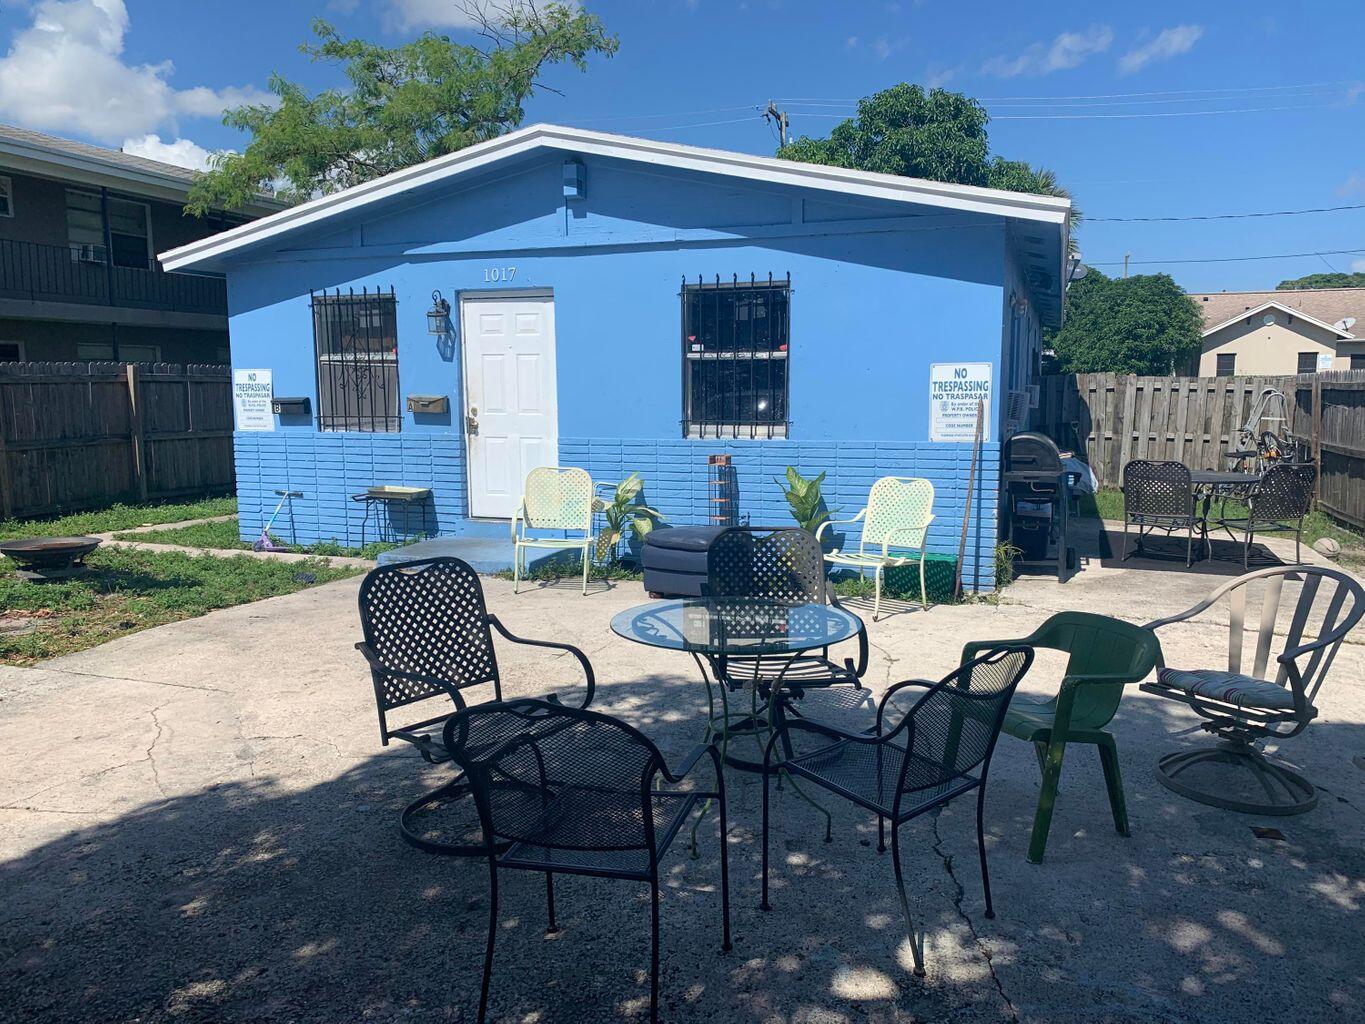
[1005,431,1063,474]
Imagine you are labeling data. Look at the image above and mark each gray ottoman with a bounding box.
[641,526,733,597]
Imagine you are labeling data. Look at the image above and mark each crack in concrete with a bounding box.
[930,813,1019,1024]
[1314,781,1363,815]
[30,667,229,694]
[145,703,170,797]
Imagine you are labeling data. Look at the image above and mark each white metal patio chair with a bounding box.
[511,466,594,595]
[817,477,935,620]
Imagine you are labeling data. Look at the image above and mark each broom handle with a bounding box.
[954,400,985,601]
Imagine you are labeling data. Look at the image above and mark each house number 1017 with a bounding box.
[484,266,517,283]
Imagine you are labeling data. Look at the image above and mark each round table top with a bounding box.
[610,598,863,657]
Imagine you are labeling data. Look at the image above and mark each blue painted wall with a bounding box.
[223,152,1032,590]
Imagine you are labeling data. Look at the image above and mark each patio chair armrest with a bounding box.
[1060,670,1152,688]
[354,642,464,704]
[959,635,1032,662]
[510,501,525,542]
[486,615,596,707]
[658,741,722,784]
[881,521,933,556]
[816,509,866,544]
[875,678,938,732]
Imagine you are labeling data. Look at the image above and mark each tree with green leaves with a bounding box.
[1048,271,1203,375]
[186,1,616,214]
[1277,272,1365,290]
[776,83,1079,224]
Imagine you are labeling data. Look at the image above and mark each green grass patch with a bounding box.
[0,496,237,541]
[1082,487,1364,551]
[493,559,644,584]
[115,518,399,559]
[0,546,360,665]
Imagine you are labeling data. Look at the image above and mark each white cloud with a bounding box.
[121,134,218,172]
[382,0,577,32]
[981,25,1114,78]
[1351,258,1365,274]
[1117,25,1204,75]
[924,64,960,89]
[0,0,271,144]
[1339,172,1365,196]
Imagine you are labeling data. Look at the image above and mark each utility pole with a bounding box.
[764,101,789,147]
[1123,253,1131,278]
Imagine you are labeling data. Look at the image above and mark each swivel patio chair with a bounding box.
[761,645,1034,976]
[512,466,595,594]
[1214,462,1317,569]
[961,612,1162,863]
[445,698,731,1024]
[1141,565,1364,815]
[704,527,871,730]
[1121,460,1200,566]
[818,476,936,619]
[355,557,595,855]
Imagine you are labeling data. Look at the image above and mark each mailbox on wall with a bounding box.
[271,396,311,416]
[406,394,449,414]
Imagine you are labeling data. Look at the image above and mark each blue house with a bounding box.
[161,125,1071,591]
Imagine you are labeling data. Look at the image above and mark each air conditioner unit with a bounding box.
[71,244,105,264]
[1006,389,1030,430]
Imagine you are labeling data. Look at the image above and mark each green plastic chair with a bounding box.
[961,612,1161,863]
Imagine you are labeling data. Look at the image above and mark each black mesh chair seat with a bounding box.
[500,789,703,877]
[785,739,973,818]
[446,699,731,1024]
[1122,460,1200,566]
[355,557,595,856]
[1213,463,1317,568]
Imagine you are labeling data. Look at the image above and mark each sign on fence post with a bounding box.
[929,363,992,442]
[232,369,274,432]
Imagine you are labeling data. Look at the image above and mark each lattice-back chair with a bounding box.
[818,476,936,619]
[444,699,730,1024]
[761,646,1034,976]
[512,466,595,594]
[1217,462,1317,568]
[1141,565,1364,815]
[1122,460,1199,566]
[962,613,1162,862]
[355,557,595,855]
[705,527,870,733]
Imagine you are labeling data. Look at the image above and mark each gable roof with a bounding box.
[1201,299,1354,340]
[158,123,1071,290]
[0,123,284,218]
[1191,287,1363,339]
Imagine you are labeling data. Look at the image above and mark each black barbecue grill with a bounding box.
[1003,432,1074,582]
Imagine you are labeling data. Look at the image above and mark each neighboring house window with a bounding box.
[311,288,400,433]
[75,341,161,362]
[681,274,790,439]
[0,340,22,361]
[1216,354,1236,377]
[1351,354,1365,371]
[65,190,152,269]
[0,176,12,218]
[1297,352,1320,375]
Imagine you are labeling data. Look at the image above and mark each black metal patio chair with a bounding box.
[1121,459,1200,566]
[1141,565,1364,814]
[445,698,731,1024]
[1214,462,1317,568]
[355,556,595,855]
[704,527,871,724]
[760,645,1034,976]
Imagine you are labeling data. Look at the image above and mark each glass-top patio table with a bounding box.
[612,598,865,847]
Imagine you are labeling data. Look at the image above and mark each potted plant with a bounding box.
[594,473,665,564]
[775,466,837,535]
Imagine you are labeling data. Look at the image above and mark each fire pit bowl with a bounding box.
[0,536,102,580]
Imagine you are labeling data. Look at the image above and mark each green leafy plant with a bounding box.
[775,467,837,534]
[593,473,664,562]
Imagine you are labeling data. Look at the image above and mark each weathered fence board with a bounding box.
[1037,369,1365,528]
[0,362,233,519]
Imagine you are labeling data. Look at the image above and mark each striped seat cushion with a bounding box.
[1156,667,1297,711]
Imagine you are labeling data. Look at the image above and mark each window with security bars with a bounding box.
[681,274,789,439]
[311,287,401,432]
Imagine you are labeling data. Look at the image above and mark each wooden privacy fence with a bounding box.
[1037,370,1365,528]
[0,361,233,519]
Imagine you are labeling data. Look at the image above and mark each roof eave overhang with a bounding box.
[1201,299,1352,340]
[159,123,1071,273]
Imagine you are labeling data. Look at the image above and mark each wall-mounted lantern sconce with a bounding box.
[426,290,451,335]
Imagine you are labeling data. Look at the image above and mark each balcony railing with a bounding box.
[0,238,226,316]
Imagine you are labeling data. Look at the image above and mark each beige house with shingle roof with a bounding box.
[1188,288,1365,376]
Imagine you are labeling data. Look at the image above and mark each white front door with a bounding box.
[461,294,559,519]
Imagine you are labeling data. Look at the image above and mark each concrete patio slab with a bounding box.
[1,557,1362,1024]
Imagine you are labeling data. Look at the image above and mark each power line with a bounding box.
[1090,247,1365,267]
[775,80,1361,105]
[570,105,761,125]
[609,116,762,134]
[991,103,1334,120]
[1091,203,1365,223]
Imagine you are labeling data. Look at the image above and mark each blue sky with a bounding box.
[1,0,1361,293]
